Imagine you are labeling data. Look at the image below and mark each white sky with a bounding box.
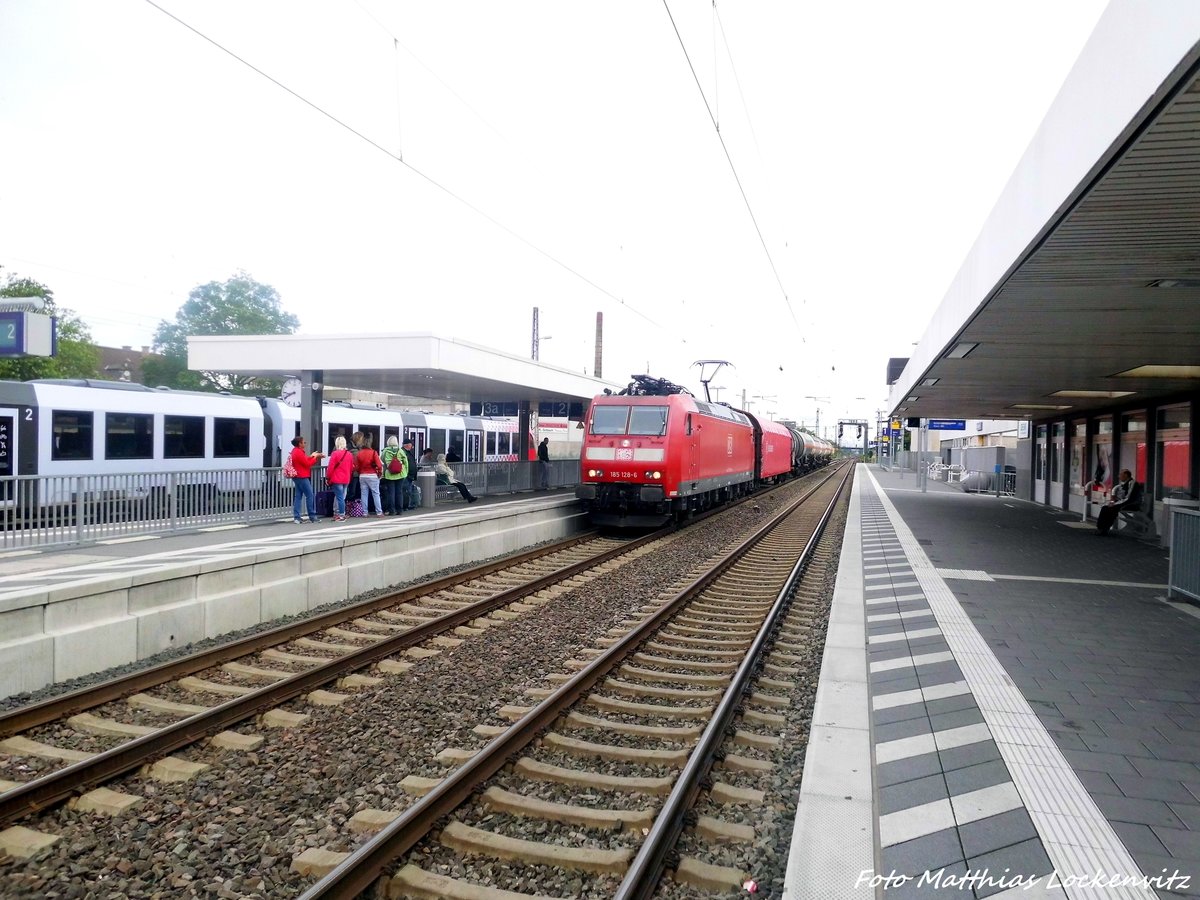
[0,0,1108,436]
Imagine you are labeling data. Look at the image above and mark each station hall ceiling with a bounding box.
[894,54,1200,422]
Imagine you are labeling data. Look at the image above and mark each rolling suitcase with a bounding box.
[315,490,335,518]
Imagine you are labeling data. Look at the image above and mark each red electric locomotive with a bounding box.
[575,374,801,527]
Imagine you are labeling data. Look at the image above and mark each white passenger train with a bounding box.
[0,379,534,509]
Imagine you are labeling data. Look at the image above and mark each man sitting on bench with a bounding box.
[1095,468,1143,536]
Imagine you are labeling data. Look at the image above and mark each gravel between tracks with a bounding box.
[657,489,848,900]
[1,482,825,898]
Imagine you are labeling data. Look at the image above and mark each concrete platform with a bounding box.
[788,465,1199,899]
[0,491,584,700]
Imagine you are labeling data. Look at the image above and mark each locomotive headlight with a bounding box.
[649,470,662,480]
[588,468,604,478]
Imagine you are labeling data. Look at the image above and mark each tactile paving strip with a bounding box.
[865,468,1154,900]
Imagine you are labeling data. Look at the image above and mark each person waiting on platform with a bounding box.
[1095,468,1143,535]
[434,452,478,503]
[288,436,324,524]
[325,436,355,521]
[537,437,551,490]
[381,435,408,516]
[401,439,419,510]
[355,433,385,517]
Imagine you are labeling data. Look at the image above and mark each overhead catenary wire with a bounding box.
[715,4,764,163]
[144,0,665,330]
[350,0,506,144]
[661,0,800,332]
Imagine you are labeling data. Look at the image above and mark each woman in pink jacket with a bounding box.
[324,435,354,521]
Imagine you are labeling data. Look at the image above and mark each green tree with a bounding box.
[145,271,299,394]
[0,271,100,381]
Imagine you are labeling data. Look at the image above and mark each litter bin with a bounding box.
[417,469,436,509]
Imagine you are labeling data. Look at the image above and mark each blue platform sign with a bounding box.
[927,419,966,431]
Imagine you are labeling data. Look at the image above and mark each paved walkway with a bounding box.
[0,491,570,592]
[790,465,1199,899]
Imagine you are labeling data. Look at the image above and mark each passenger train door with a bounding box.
[0,407,16,506]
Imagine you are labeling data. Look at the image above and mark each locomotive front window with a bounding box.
[51,410,93,461]
[591,406,630,435]
[164,415,205,459]
[214,417,250,458]
[628,406,668,435]
[105,412,153,460]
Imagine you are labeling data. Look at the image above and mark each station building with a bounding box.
[886,3,1200,534]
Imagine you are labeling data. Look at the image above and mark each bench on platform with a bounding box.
[1117,507,1156,539]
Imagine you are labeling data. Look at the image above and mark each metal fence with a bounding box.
[0,460,580,551]
[1168,507,1200,602]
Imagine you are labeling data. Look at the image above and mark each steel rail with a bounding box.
[615,462,854,898]
[298,462,851,900]
[0,532,600,739]
[0,528,673,826]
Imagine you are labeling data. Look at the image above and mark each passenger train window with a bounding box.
[486,432,497,455]
[213,417,250,458]
[328,422,352,449]
[105,412,153,460]
[590,406,630,434]
[359,425,381,451]
[628,406,668,436]
[164,415,205,459]
[51,410,93,461]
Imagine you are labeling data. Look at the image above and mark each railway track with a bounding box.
[297,461,853,899]
[0,464,848,895]
[0,532,650,827]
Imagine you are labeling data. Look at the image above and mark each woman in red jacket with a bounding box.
[289,436,324,523]
[354,433,385,517]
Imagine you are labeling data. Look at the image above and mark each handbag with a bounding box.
[282,451,298,479]
[347,499,365,518]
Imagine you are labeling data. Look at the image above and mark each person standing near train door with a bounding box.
[355,433,385,517]
[537,437,551,490]
[401,439,419,510]
[381,435,407,516]
[324,436,354,521]
[288,436,324,523]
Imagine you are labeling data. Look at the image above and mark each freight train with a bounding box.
[0,379,533,509]
[574,375,834,527]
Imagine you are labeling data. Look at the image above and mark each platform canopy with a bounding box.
[889,3,1200,422]
[187,332,620,405]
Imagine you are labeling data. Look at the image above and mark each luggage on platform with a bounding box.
[347,499,365,518]
[315,490,335,518]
